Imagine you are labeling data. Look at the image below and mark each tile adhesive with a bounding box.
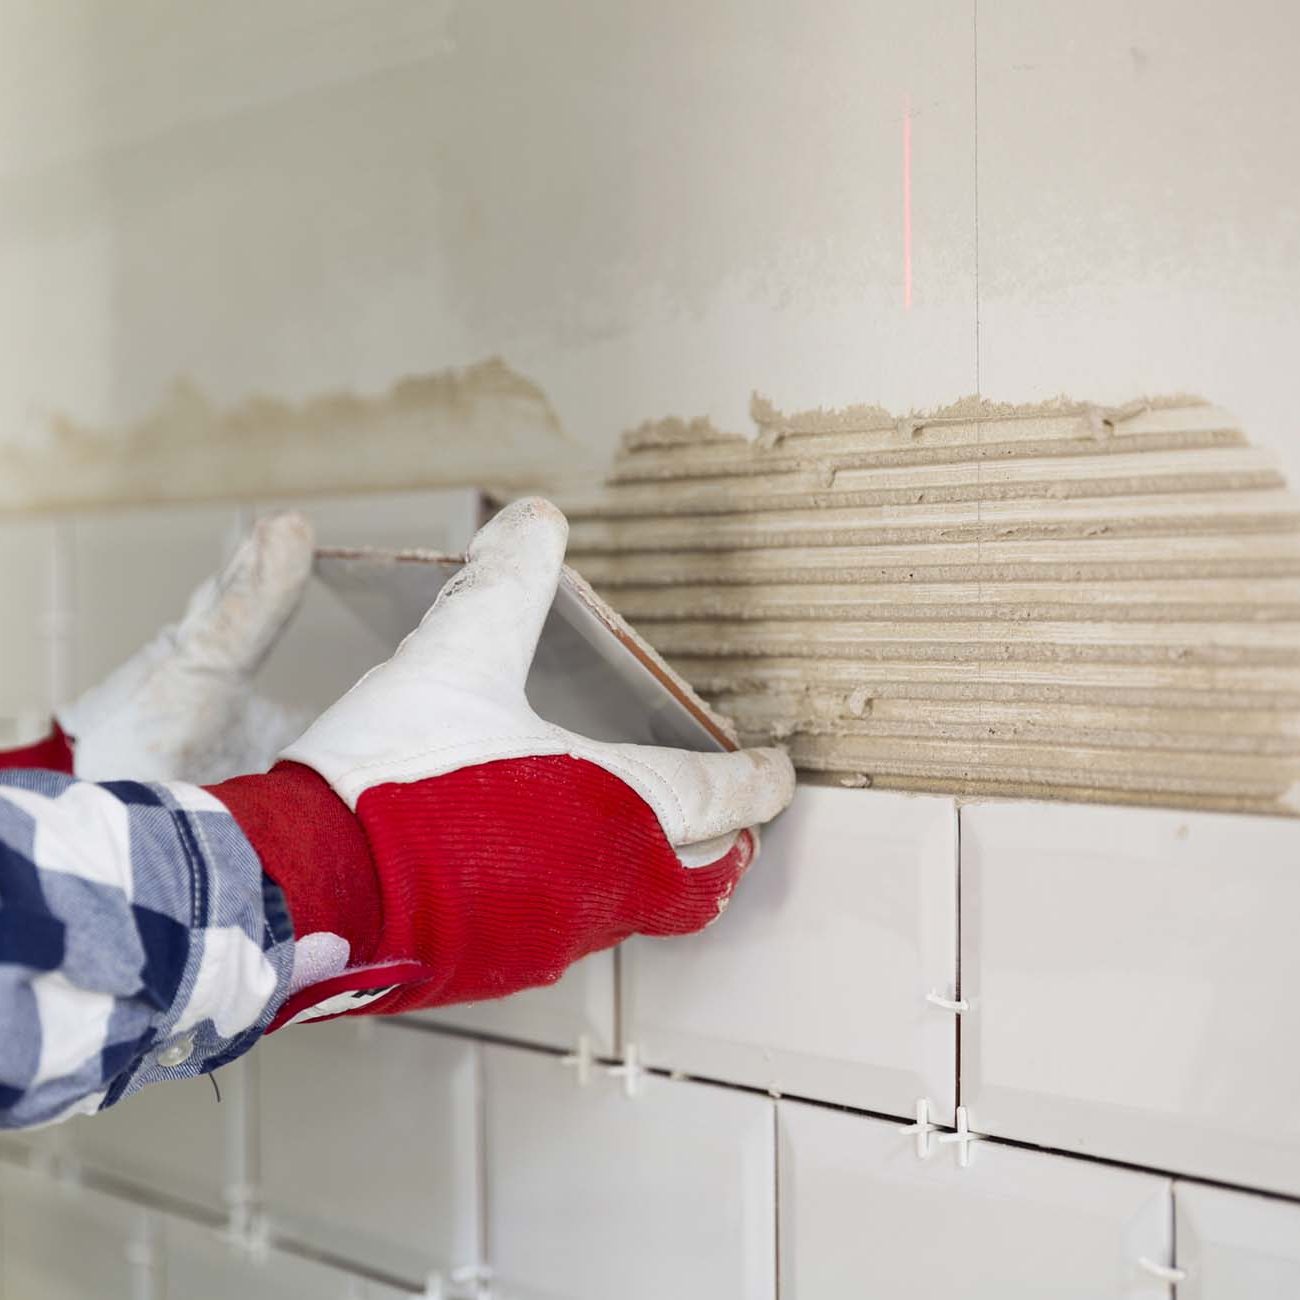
[1,358,591,513]
[560,394,1300,816]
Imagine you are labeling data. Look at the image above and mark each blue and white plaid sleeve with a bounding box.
[0,771,295,1129]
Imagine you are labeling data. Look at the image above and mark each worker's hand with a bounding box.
[211,498,796,1026]
[59,513,315,784]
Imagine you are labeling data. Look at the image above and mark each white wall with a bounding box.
[3,1,1296,508]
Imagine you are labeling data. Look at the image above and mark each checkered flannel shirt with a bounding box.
[0,771,294,1129]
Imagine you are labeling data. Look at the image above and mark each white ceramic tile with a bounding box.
[779,1099,1173,1298]
[254,489,482,716]
[622,786,958,1120]
[162,1216,413,1300]
[0,1162,157,1300]
[265,488,484,554]
[0,1128,30,1162]
[258,1018,481,1283]
[0,1104,69,1170]
[71,504,239,692]
[412,949,617,1057]
[977,1,1300,486]
[961,800,1300,1195]
[60,1059,250,1215]
[0,516,58,721]
[1176,1182,1300,1300]
[483,1043,775,1300]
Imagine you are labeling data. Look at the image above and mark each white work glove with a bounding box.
[59,513,315,784]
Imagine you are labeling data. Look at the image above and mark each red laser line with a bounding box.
[903,92,913,311]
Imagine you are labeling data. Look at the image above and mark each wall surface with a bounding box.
[2,1,1298,505]
[567,396,1300,813]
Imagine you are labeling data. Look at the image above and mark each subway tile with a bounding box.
[60,1059,250,1216]
[162,1215,412,1300]
[0,1163,155,1300]
[254,489,481,717]
[258,1019,481,1283]
[1176,1181,1300,1299]
[484,1043,775,1300]
[622,786,959,1120]
[779,1099,1172,1298]
[261,489,483,553]
[961,800,1300,1195]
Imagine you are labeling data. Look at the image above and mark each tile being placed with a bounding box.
[622,786,958,1120]
[0,1162,157,1300]
[1176,1182,1300,1300]
[779,1100,1172,1298]
[961,801,1300,1195]
[71,503,239,692]
[163,1216,416,1300]
[258,1018,481,1284]
[254,488,482,717]
[484,1043,775,1300]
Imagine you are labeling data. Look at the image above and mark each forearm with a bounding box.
[0,770,294,1129]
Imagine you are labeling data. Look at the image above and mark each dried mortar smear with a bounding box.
[560,395,1300,816]
[0,358,593,514]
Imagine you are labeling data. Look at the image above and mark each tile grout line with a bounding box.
[1171,1178,1180,1293]
[953,803,963,1114]
[476,1039,491,1285]
[393,1017,1300,1209]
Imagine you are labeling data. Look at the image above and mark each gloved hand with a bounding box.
[0,513,315,782]
[211,498,796,1027]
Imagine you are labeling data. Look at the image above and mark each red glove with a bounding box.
[210,498,795,1028]
[0,724,74,773]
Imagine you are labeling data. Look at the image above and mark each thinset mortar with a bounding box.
[560,395,1300,815]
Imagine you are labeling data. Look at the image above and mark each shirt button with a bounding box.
[158,1035,195,1068]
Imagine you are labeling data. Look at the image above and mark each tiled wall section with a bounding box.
[3,491,1300,1297]
[961,802,1300,1197]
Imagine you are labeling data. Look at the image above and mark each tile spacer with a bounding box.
[451,1263,495,1299]
[606,1042,644,1099]
[937,1106,984,1168]
[223,1180,257,1232]
[560,1034,595,1087]
[1137,1257,1188,1284]
[899,1098,939,1159]
[223,1209,270,1265]
[925,989,969,1014]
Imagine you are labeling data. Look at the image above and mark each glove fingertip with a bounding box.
[468,497,569,564]
[252,511,316,590]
